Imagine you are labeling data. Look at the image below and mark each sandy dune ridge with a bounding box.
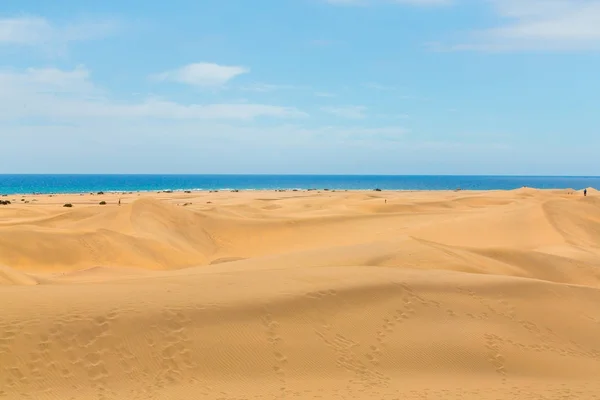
[1,188,600,399]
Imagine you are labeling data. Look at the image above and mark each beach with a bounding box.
[1,188,600,399]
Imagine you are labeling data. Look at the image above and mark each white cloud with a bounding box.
[0,122,422,174]
[453,0,600,51]
[51,100,305,120]
[152,63,249,87]
[0,66,305,121]
[0,68,508,174]
[321,105,367,119]
[0,16,118,47]
[0,65,97,95]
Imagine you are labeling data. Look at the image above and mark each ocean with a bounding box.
[0,175,599,195]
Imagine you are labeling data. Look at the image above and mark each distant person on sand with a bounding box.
[584,189,587,197]
[119,198,121,206]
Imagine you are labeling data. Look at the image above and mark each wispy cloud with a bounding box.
[450,0,600,51]
[0,16,118,47]
[151,63,249,87]
[0,122,417,174]
[321,105,367,119]
[0,66,306,120]
[0,65,97,94]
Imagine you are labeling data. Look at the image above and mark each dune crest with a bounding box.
[0,198,220,272]
[0,265,39,286]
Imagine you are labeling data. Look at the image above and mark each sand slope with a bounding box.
[1,190,600,399]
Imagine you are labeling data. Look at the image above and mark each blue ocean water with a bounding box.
[0,175,599,195]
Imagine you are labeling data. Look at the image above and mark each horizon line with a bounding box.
[1,173,600,178]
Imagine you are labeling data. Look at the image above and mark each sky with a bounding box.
[1,0,600,175]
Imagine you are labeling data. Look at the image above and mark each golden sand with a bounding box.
[1,188,600,399]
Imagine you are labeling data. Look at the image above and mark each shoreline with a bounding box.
[0,186,593,198]
[2,175,599,197]
[4,188,463,197]
[0,187,592,209]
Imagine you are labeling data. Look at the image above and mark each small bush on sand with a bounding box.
[63,203,73,208]
[99,201,107,205]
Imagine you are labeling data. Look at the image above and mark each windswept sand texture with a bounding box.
[2,189,600,399]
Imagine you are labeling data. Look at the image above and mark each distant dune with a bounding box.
[1,189,600,399]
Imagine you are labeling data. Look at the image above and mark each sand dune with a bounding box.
[1,189,600,399]
[0,265,39,286]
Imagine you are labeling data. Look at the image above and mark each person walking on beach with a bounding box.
[584,189,587,197]
[118,198,121,206]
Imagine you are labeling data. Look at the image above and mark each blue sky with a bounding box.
[1,0,600,174]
